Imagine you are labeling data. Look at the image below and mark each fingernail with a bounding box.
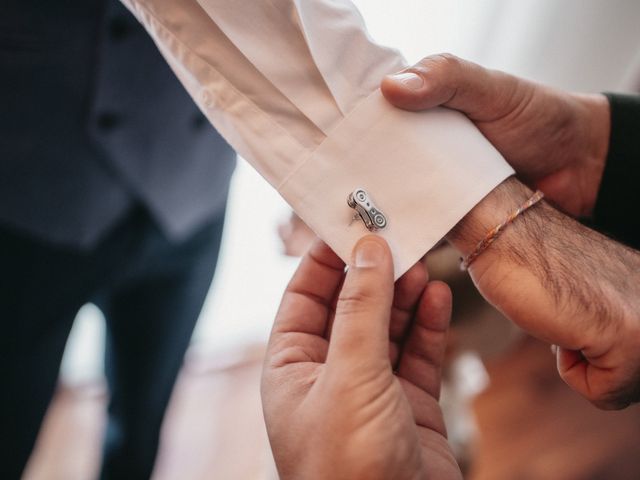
[355,240,384,268]
[389,72,424,90]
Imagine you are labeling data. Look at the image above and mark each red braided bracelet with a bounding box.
[461,190,545,270]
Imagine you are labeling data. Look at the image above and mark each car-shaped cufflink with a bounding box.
[347,188,388,231]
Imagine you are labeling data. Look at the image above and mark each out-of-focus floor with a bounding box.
[24,344,277,480]
[25,336,640,480]
[470,337,640,480]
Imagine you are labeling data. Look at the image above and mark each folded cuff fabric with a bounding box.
[280,90,514,276]
[122,0,514,277]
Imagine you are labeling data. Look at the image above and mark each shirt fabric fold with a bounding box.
[122,0,514,277]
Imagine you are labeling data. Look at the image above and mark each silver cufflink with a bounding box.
[347,188,387,231]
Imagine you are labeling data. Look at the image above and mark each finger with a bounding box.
[389,261,429,367]
[555,347,613,409]
[397,281,452,399]
[327,235,394,365]
[556,346,587,389]
[381,53,523,122]
[271,239,345,339]
[326,261,427,363]
[556,346,637,410]
[556,347,612,409]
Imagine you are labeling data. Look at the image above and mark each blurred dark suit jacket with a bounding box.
[0,0,236,248]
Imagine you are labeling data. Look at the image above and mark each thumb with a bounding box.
[327,236,394,366]
[381,53,520,121]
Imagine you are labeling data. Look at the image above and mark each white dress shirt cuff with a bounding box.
[278,90,515,278]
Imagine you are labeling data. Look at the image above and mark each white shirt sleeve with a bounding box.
[121,0,514,278]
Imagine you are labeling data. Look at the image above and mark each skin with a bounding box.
[383,54,640,409]
[261,53,640,479]
[262,237,462,480]
[381,53,611,218]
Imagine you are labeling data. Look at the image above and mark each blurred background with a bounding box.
[24,1,640,479]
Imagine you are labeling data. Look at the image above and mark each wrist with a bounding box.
[447,177,533,256]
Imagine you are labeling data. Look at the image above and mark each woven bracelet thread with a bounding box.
[461,190,545,270]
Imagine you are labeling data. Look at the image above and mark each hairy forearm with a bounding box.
[447,177,640,354]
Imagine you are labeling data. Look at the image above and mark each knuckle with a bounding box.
[436,52,462,66]
[419,52,461,72]
[337,289,377,315]
[414,54,467,100]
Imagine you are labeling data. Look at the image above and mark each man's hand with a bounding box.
[381,54,610,217]
[381,55,640,409]
[261,237,461,480]
[448,178,640,410]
